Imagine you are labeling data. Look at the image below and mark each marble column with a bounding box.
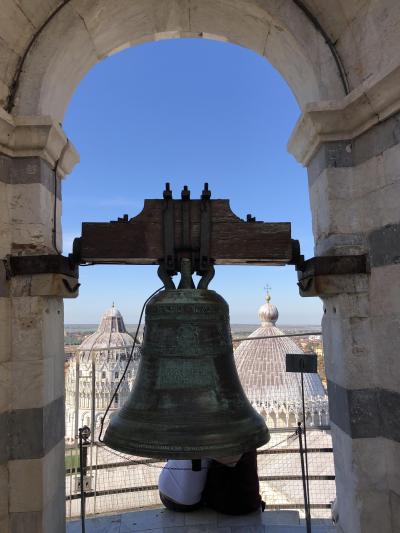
[289,68,400,533]
[0,112,79,533]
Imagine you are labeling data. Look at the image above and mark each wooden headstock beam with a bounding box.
[72,185,299,272]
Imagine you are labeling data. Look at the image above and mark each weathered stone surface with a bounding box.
[14,0,344,120]
[42,482,65,533]
[5,182,60,254]
[0,1,34,56]
[9,439,64,513]
[29,273,79,298]
[0,111,79,176]
[307,110,400,183]
[289,64,400,165]
[16,0,60,30]
[74,0,191,55]
[323,292,369,319]
[0,156,60,197]
[6,396,64,461]
[330,426,400,533]
[328,382,400,442]
[309,159,400,244]
[370,315,400,394]
[370,264,400,315]
[7,358,54,410]
[0,297,11,363]
[9,511,42,533]
[0,464,9,517]
[0,38,18,107]
[0,359,10,417]
[322,314,375,390]
[10,296,55,361]
[369,226,400,268]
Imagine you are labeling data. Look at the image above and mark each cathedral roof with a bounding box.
[78,304,136,361]
[234,293,326,405]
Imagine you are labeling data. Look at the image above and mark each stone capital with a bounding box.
[0,109,79,177]
[288,63,400,165]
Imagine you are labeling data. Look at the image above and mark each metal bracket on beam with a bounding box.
[296,255,369,297]
[2,254,80,298]
[3,254,78,279]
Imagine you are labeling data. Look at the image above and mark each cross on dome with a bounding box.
[264,284,272,303]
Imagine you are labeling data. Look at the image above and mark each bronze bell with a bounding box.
[104,267,270,458]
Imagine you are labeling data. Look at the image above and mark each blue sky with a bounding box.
[62,38,322,325]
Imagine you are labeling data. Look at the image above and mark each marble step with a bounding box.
[67,507,336,533]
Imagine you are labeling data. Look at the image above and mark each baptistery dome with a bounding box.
[234,293,328,428]
[65,304,140,442]
[78,304,134,359]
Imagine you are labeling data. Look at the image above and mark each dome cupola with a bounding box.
[98,303,127,334]
[258,292,279,326]
[234,290,327,428]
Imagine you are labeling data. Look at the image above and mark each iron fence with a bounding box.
[65,427,335,520]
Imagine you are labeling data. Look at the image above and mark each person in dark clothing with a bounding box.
[202,450,264,515]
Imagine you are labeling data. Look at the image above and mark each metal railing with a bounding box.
[65,427,335,520]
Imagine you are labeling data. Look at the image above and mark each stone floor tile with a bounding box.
[165,526,231,533]
[217,510,264,527]
[67,515,122,533]
[69,510,335,533]
[66,521,81,533]
[184,508,220,525]
[265,527,306,533]
[300,519,334,526]
[262,511,300,526]
[231,525,266,532]
[119,508,185,532]
[138,529,163,533]
[299,519,336,532]
[88,515,122,533]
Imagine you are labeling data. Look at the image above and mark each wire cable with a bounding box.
[234,332,321,342]
[98,286,164,442]
[52,141,70,255]
[292,0,350,95]
[5,0,73,113]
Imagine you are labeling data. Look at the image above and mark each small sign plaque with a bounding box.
[285,353,318,374]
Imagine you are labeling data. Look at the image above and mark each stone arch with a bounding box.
[12,0,345,123]
[2,3,400,532]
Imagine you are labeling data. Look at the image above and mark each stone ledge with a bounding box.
[289,63,400,165]
[67,508,335,532]
[0,109,79,177]
[368,223,400,268]
[327,381,400,442]
[9,273,79,298]
[0,396,64,462]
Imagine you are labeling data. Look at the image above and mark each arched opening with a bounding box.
[62,36,333,519]
[12,0,345,121]
[62,37,321,323]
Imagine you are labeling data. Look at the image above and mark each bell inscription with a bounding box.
[157,359,215,389]
[147,303,214,314]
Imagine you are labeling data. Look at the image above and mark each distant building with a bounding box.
[65,305,140,442]
[234,292,329,428]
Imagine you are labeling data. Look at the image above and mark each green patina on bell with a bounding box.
[104,266,270,458]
